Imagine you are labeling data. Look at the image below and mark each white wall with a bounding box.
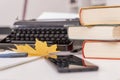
[106,0,120,5]
[26,0,71,19]
[0,0,24,26]
[0,0,72,25]
[78,0,91,8]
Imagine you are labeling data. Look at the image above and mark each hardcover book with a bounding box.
[80,6,120,26]
[82,40,120,59]
[68,26,120,40]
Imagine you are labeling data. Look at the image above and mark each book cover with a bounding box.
[80,6,120,26]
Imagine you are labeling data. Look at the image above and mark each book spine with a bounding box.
[82,40,87,58]
[79,8,93,26]
[79,8,84,26]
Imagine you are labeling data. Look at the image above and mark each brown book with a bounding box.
[82,40,120,59]
[68,26,120,40]
[80,6,120,26]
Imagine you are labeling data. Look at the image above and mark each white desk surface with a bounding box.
[0,53,120,80]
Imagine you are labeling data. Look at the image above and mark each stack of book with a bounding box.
[68,6,120,59]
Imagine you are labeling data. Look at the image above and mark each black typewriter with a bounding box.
[0,18,80,51]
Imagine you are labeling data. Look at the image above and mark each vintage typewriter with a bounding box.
[0,18,80,51]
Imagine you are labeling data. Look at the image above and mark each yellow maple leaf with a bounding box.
[47,45,59,53]
[35,39,48,56]
[13,44,26,52]
[12,39,58,58]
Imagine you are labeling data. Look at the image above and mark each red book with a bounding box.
[82,40,120,60]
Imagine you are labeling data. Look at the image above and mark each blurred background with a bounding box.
[0,0,120,26]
